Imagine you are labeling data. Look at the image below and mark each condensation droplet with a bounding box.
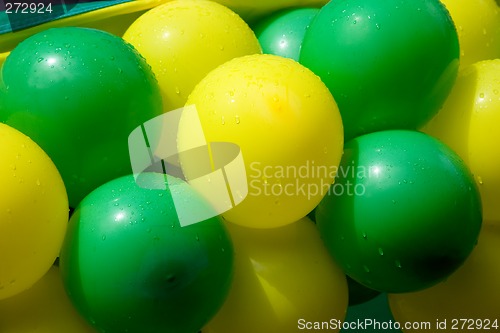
[378,248,384,256]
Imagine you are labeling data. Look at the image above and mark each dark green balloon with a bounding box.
[59,173,234,333]
[341,293,402,333]
[0,27,163,207]
[253,7,319,61]
[316,130,482,293]
[300,0,459,140]
[346,275,380,306]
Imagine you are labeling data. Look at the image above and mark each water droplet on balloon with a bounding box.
[36,179,41,186]
[362,232,368,239]
[235,115,240,124]
[37,57,44,63]
[375,23,380,30]
[175,86,180,95]
[102,235,107,241]
[378,248,384,256]
[395,260,402,268]
[363,265,370,273]
[480,92,485,98]
[221,116,226,125]
[477,176,484,185]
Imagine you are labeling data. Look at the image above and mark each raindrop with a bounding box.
[235,115,240,124]
[102,235,107,241]
[479,92,485,98]
[37,57,44,63]
[363,265,370,273]
[378,248,384,256]
[221,116,226,125]
[395,260,402,268]
[375,23,380,30]
[477,176,484,185]
[362,232,368,239]
[175,86,180,95]
[36,179,41,186]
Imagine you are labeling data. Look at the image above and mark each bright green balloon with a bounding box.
[59,173,234,333]
[0,27,163,207]
[300,0,459,140]
[316,130,482,293]
[253,8,319,61]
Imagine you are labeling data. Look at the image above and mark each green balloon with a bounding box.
[0,27,163,207]
[346,275,380,306]
[253,7,319,61]
[59,173,234,333]
[342,293,402,332]
[300,0,459,140]
[316,130,482,293]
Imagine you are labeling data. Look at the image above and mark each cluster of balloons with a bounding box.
[1,0,500,332]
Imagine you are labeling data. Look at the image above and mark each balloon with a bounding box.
[440,0,500,68]
[316,130,482,293]
[0,266,96,333]
[346,276,380,306]
[180,54,344,229]
[253,7,319,61]
[0,123,68,300]
[423,60,500,225]
[203,218,348,333]
[212,0,327,23]
[59,173,233,333]
[389,225,500,332]
[342,293,402,332]
[0,27,163,208]
[300,0,459,140]
[123,0,262,112]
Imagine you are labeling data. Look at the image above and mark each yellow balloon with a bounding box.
[389,225,500,332]
[213,0,328,22]
[440,0,500,68]
[0,123,68,300]
[203,218,348,333]
[0,266,96,332]
[123,0,262,111]
[422,59,500,224]
[180,54,344,228]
